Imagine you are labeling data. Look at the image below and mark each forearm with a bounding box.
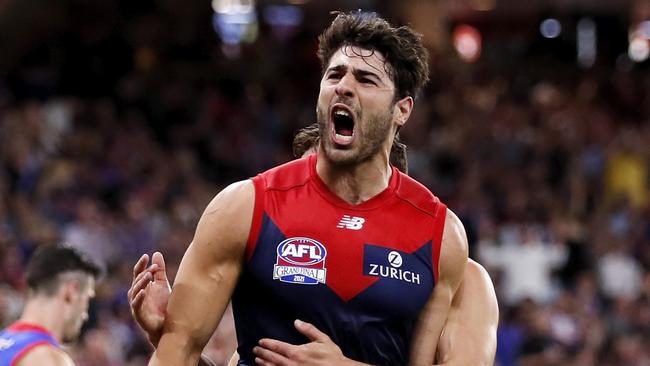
[199,354,218,366]
[148,270,235,365]
[409,282,456,365]
[412,209,469,366]
[343,357,373,366]
[147,332,216,366]
[434,330,496,366]
[434,357,493,366]
[149,182,250,366]
[144,331,162,350]
[434,332,496,366]
[434,261,498,366]
[149,332,204,366]
[150,343,215,366]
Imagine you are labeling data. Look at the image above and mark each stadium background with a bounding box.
[1,0,649,364]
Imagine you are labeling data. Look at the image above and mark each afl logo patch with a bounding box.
[273,237,327,285]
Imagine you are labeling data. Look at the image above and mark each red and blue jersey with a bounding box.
[232,155,447,365]
[0,322,60,366]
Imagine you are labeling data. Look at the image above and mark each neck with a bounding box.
[316,148,392,205]
[19,296,66,343]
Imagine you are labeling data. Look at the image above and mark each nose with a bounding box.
[335,74,355,98]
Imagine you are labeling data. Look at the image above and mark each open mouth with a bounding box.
[331,104,355,145]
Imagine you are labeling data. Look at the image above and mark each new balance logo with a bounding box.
[337,215,365,230]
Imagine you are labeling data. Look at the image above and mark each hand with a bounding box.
[253,319,358,366]
[127,252,171,347]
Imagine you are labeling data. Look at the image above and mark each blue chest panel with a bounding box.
[232,214,436,366]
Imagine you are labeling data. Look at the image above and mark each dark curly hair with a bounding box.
[317,11,430,100]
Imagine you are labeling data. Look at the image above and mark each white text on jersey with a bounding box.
[337,215,365,230]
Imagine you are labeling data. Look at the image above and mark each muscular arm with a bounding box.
[435,259,499,366]
[409,209,468,366]
[198,356,218,366]
[17,345,75,366]
[148,180,254,366]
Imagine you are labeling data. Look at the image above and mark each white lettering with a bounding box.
[297,245,309,257]
[309,246,321,260]
[366,264,422,285]
[380,265,389,277]
[282,244,322,260]
[282,245,298,257]
[273,265,327,283]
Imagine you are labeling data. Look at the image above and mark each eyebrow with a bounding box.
[326,64,383,83]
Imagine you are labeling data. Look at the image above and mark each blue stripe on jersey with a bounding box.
[0,328,59,366]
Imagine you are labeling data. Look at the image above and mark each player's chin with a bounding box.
[67,318,86,341]
[323,145,359,165]
[62,329,80,343]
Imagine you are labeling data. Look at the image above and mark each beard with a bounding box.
[317,102,394,166]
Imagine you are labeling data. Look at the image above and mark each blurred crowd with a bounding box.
[1,1,649,365]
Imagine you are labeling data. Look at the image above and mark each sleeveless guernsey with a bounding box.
[232,154,447,365]
[0,322,60,366]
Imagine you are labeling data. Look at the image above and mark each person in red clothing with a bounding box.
[146,11,468,366]
[130,125,498,366]
[131,253,498,366]
[0,245,99,366]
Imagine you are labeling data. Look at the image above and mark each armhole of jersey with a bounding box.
[11,341,58,366]
[245,175,265,262]
[431,202,447,283]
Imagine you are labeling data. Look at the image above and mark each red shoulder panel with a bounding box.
[246,156,312,261]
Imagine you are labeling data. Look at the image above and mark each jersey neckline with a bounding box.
[308,154,400,211]
[8,321,55,338]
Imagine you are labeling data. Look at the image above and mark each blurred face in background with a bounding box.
[62,274,95,343]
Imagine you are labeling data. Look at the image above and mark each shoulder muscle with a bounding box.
[192,179,255,257]
[17,345,74,366]
[436,259,498,366]
[438,209,469,293]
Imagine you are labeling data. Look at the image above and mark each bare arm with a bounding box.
[409,209,468,366]
[128,254,232,366]
[435,259,499,366]
[17,345,76,366]
[148,180,254,366]
[198,356,218,366]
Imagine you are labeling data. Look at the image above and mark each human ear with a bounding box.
[394,96,413,127]
[61,280,80,304]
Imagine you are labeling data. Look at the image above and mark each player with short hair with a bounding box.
[0,245,100,366]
